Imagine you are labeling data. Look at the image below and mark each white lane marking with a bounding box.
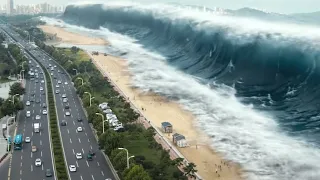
[86,161,89,167]
[73,121,75,125]
[82,148,84,154]
[90,145,92,150]
[85,132,87,136]
[72,149,75,154]
[20,162,22,167]
[80,175,83,180]
[22,149,24,153]
[78,138,81,143]
[31,152,33,158]
[40,140,42,146]
[88,139,90,143]
[91,174,95,180]
[70,138,72,143]
[101,171,104,176]
[97,162,100,166]
[20,170,22,175]
[41,164,43,170]
[76,161,79,168]
[33,110,34,113]
[32,132,33,136]
[71,114,73,118]
[67,129,69,134]
[41,151,42,157]
[40,131,41,136]
[31,165,33,172]
[21,156,23,160]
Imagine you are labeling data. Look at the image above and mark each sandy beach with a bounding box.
[39,25,243,180]
[38,25,108,45]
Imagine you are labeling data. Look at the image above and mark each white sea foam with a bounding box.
[41,7,320,179]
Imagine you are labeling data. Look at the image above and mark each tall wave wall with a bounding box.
[61,3,320,180]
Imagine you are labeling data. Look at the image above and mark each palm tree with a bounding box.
[183,162,197,179]
[172,157,184,166]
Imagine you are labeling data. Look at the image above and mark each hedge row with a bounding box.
[35,58,69,180]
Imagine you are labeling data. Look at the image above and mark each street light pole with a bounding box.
[76,77,84,86]
[73,68,78,75]
[84,92,94,107]
[12,94,19,104]
[95,113,105,134]
[19,70,24,81]
[6,116,14,152]
[118,148,134,169]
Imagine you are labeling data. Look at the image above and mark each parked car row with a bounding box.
[99,102,124,132]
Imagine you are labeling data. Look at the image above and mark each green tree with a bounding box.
[183,162,197,179]
[0,99,15,116]
[172,157,184,166]
[9,82,25,95]
[110,149,127,172]
[71,46,79,54]
[99,131,123,155]
[79,61,94,73]
[77,83,92,97]
[123,165,152,180]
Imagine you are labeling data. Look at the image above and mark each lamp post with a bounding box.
[12,94,20,104]
[118,148,134,169]
[73,68,78,75]
[76,77,84,86]
[6,116,15,152]
[19,70,25,81]
[84,92,94,107]
[95,113,105,134]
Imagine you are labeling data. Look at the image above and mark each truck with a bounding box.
[33,123,40,133]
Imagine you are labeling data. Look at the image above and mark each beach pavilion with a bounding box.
[161,121,173,133]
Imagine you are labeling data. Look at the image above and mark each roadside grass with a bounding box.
[57,48,90,65]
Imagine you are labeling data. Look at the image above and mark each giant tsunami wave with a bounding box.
[59,2,320,180]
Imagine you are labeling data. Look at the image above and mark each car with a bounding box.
[40,87,43,91]
[42,103,47,108]
[87,153,93,161]
[65,111,71,116]
[69,165,77,172]
[26,111,31,117]
[77,117,82,122]
[60,120,67,126]
[26,101,30,106]
[65,105,70,109]
[36,65,39,68]
[62,94,67,98]
[35,80,38,83]
[76,153,82,159]
[58,80,61,84]
[50,73,53,76]
[35,115,41,120]
[53,76,57,79]
[55,90,60,94]
[42,110,47,115]
[32,145,37,152]
[36,99,40,103]
[45,169,52,177]
[25,137,31,143]
[64,82,68,85]
[77,127,83,132]
[55,84,59,88]
[35,158,42,166]
[58,70,60,73]
[41,80,44,83]
[63,98,68,103]
[54,65,57,68]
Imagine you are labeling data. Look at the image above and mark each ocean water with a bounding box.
[41,2,320,180]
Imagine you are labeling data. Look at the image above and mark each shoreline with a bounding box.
[39,25,244,180]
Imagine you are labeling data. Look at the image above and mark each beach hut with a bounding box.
[172,133,188,148]
[161,122,173,133]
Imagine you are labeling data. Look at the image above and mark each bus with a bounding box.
[13,134,22,150]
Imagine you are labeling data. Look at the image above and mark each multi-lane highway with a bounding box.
[7,43,56,179]
[1,24,116,180]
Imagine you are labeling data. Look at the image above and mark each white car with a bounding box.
[65,111,71,116]
[62,94,67,98]
[35,158,42,166]
[41,80,44,83]
[55,90,60,94]
[35,115,41,120]
[40,87,43,91]
[25,137,31,143]
[64,82,68,85]
[58,80,61,84]
[54,65,57,68]
[69,165,76,172]
[36,65,39,68]
[76,153,82,159]
[26,111,31,117]
[26,101,30,106]
[63,98,68,103]
[76,127,83,132]
[50,73,53,76]
[42,110,47,115]
[55,84,59,88]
